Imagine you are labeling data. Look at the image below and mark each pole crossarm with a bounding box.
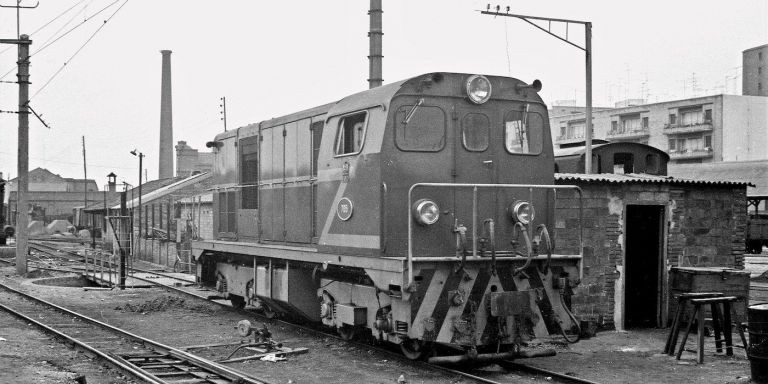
[0,38,31,45]
[0,1,38,8]
[480,11,587,51]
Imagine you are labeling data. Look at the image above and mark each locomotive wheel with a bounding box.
[337,325,356,341]
[229,295,246,309]
[400,338,432,360]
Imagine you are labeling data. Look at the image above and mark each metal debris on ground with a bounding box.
[181,320,307,364]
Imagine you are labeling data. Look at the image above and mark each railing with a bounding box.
[668,148,714,159]
[406,183,584,287]
[664,121,713,134]
[607,129,649,138]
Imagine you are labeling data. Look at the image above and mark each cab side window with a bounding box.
[335,112,367,155]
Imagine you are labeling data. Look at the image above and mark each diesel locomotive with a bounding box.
[192,72,584,361]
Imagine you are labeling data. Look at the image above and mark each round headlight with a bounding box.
[466,75,492,104]
[508,201,535,225]
[412,199,440,226]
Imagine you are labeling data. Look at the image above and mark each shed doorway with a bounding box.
[625,205,665,328]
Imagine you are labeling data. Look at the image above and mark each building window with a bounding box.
[559,125,566,139]
[760,52,764,61]
[668,139,676,151]
[335,112,368,155]
[705,135,712,149]
[669,113,677,125]
[611,121,618,133]
[645,154,659,174]
[613,153,634,174]
[680,108,703,126]
[704,109,712,122]
[642,117,649,129]
[621,114,641,132]
[567,120,585,139]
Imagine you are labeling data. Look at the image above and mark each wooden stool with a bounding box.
[675,296,748,363]
[664,292,723,355]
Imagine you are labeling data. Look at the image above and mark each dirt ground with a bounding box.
[0,262,759,384]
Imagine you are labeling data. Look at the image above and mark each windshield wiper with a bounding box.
[402,98,424,125]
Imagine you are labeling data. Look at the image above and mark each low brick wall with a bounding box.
[553,180,746,328]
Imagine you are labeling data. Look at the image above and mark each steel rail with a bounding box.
[122,271,598,384]
[0,300,165,383]
[16,243,599,384]
[502,361,604,384]
[0,282,272,384]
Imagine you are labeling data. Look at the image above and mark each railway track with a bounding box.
[11,241,601,384]
[0,282,271,384]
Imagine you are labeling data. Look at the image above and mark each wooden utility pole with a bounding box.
[0,35,32,275]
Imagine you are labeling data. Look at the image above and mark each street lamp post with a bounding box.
[130,150,144,255]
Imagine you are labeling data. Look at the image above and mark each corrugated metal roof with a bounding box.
[669,161,768,197]
[555,172,752,187]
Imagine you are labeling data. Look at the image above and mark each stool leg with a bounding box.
[697,304,705,363]
[677,305,698,360]
[723,301,734,356]
[665,301,684,355]
[711,302,723,353]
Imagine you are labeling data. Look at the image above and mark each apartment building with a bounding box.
[550,95,768,165]
[744,44,768,97]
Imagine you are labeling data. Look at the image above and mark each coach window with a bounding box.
[504,110,543,155]
[395,104,445,151]
[462,113,489,152]
[335,112,367,156]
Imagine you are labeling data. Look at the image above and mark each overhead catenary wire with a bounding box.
[0,0,89,57]
[30,0,130,101]
[0,0,121,81]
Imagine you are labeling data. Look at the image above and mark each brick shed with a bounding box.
[553,173,749,331]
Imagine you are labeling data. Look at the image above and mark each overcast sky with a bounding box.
[0,0,766,187]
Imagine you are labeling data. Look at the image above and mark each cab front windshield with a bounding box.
[504,107,544,155]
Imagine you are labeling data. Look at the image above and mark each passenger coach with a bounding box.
[193,72,584,361]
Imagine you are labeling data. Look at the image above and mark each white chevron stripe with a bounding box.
[410,268,449,339]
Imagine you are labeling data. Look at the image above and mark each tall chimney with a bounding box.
[158,50,174,179]
[368,0,383,89]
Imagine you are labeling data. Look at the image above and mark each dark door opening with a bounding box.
[625,205,664,328]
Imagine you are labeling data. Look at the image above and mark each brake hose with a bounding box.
[512,222,533,276]
[536,224,553,273]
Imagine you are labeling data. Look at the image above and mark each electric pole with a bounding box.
[0,35,32,275]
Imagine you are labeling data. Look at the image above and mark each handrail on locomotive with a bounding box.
[406,183,584,288]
